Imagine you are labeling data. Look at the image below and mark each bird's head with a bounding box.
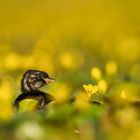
[21,70,55,92]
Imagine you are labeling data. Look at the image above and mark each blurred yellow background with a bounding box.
[0,1,140,139]
[0,0,140,117]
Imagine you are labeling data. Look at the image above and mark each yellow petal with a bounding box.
[83,84,99,98]
[121,90,127,99]
[98,79,108,94]
[91,67,102,81]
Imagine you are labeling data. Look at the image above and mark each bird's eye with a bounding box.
[42,73,49,78]
[38,75,43,79]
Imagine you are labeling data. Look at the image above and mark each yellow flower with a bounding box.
[59,51,83,70]
[105,61,118,76]
[97,79,108,94]
[59,52,75,70]
[0,105,13,121]
[91,67,102,81]
[121,90,127,99]
[83,84,99,98]
[4,53,22,70]
[0,81,13,120]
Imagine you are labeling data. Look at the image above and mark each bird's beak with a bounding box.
[44,77,56,84]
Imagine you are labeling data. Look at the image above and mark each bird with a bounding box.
[14,70,55,111]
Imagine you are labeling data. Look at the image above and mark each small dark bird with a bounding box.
[14,70,55,111]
